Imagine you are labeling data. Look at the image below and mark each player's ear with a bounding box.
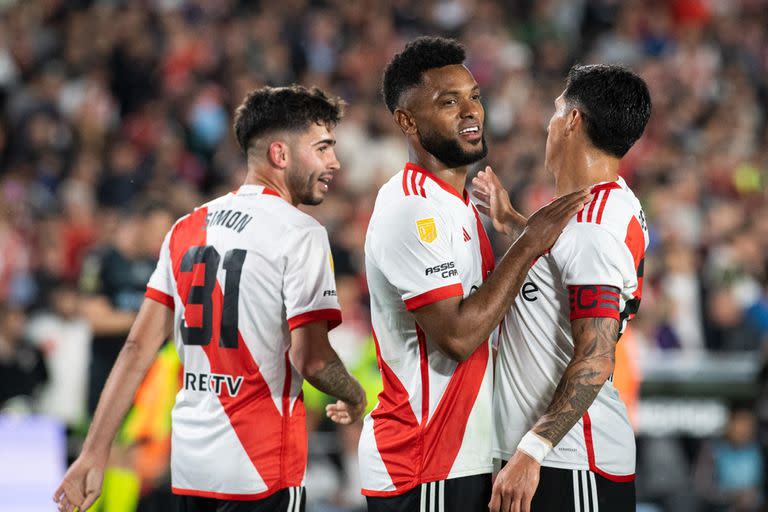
[565,108,582,135]
[394,108,417,135]
[267,140,290,170]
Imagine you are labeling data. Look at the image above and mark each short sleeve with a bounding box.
[552,225,636,321]
[145,230,176,310]
[552,225,633,288]
[284,226,342,331]
[370,198,463,311]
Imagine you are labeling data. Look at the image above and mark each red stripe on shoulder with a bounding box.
[405,162,467,204]
[595,189,612,224]
[402,170,410,196]
[586,190,600,223]
[418,172,427,198]
[579,185,617,225]
[590,182,621,193]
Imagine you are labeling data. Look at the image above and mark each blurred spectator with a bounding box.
[704,287,763,352]
[695,405,765,511]
[26,282,91,428]
[79,204,173,415]
[0,303,47,410]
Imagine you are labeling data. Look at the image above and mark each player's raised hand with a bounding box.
[53,454,105,512]
[472,166,525,237]
[489,450,541,512]
[326,397,367,425]
[519,188,591,255]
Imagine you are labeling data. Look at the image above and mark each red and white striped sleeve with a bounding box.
[145,229,176,310]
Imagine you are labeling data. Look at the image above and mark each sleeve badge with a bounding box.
[416,217,437,243]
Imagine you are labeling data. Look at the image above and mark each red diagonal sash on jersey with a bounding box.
[625,216,644,301]
[370,329,421,491]
[169,208,306,495]
[369,205,495,494]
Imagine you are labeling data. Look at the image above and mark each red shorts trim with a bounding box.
[403,283,464,311]
[582,412,636,482]
[287,308,342,331]
[145,287,175,310]
[171,486,279,501]
[361,486,417,497]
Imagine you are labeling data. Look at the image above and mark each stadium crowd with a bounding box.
[0,0,766,511]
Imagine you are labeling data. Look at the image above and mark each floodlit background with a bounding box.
[0,0,766,511]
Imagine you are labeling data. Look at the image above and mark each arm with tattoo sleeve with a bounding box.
[488,315,619,512]
[531,316,618,446]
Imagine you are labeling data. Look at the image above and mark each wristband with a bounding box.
[516,431,552,463]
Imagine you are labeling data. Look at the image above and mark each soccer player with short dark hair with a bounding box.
[476,64,652,512]
[54,85,366,512]
[360,37,590,512]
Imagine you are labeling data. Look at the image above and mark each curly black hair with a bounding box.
[233,85,345,155]
[564,64,651,158]
[382,36,466,113]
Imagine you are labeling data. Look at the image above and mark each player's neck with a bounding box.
[244,171,296,206]
[408,148,469,197]
[554,150,619,196]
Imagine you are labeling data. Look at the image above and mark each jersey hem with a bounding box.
[360,465,494,497]
[492,452,635,482]
[403,283,464,311]
[172,486,279,501]
[145,287,174,310]
[541,460,636,482]
[287,308,342,331]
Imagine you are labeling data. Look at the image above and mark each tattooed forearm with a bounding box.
[303,354,364,405]
[531,317,619,447]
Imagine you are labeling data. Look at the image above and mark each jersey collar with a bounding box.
[589,177,624,194]
[405,162,469,205]
[236,184,284,199]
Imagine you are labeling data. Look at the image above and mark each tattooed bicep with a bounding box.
[570,317,619,362]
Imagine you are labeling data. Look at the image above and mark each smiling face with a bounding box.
[285,122,340,205]
[404,64,487,168]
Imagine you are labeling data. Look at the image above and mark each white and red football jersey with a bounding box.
[359,163,496,497]
[493,177,648,482]
[144,184,341,500]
